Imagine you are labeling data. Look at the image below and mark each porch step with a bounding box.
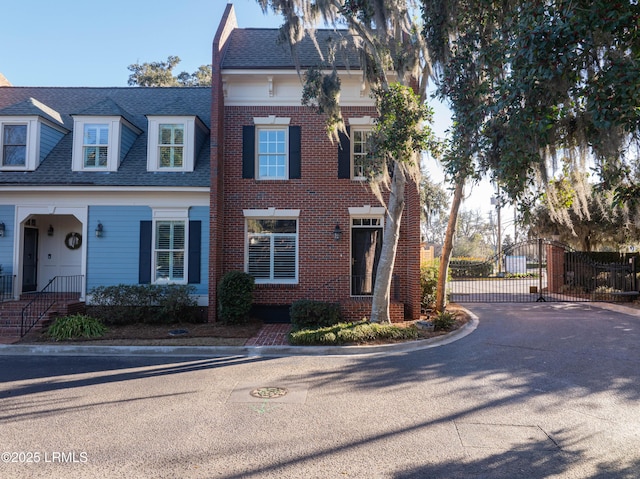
[0,298,84,337]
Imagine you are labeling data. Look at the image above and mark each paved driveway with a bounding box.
[1,302,640,478]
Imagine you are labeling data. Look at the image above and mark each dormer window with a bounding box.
[147,116,206,172]
[82,123,109,168]
[1,123,27,167]
[72,116,139,172]
[159,123,184,168]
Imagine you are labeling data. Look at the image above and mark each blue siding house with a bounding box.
[0,87,211,332]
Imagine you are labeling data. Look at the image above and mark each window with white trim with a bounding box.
[352,128,376,179]
[246,217,298,283]
[72,116,127,172]
[147,116,200,172]
[159,123,184,168]
[257,127,288,179]
[82,123,109,168]
[154,220,186,283]
[1,123,27,167]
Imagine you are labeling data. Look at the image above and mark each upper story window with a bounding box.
[242,116,301,180]
[159,123,184,168]
[337,116,378,180]
[352,128,376,179]
[72,116,135,172]
[1,123,27,167]
[257,127,287,179]
[82,123,109,168]
[147,116,205,172]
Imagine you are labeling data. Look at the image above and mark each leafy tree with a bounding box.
[451,209,494,258]
[258,0,437,323]
[127,56,212,87]
[422,0,640,307]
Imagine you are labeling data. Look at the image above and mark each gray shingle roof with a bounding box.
[0,87,210,187]
[221,28,362,70]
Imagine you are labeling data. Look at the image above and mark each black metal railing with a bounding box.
[21,275,83,337]
[0,274,15,302]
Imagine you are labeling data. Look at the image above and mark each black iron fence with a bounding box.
[0,274,15,302]
[449,239,639,303]
[21,275,83,337]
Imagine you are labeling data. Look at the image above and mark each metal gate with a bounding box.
[448,239,639,303]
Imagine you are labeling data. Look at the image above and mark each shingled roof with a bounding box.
[221,28,362,70]
[0,87,210,187]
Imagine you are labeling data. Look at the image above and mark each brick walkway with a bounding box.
[244,323,291,346]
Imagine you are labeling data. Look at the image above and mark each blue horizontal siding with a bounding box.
[0,205,14,275]
[120,124,139,163]
[87,205,151,290]
[39,124,65,163]
[87,205,209,295]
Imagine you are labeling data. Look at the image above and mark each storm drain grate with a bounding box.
[250,387,289,399]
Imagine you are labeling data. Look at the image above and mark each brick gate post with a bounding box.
[546,242,565,294]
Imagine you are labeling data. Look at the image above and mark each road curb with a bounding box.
[0,308,479,358]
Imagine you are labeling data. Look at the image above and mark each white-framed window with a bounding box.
[0,117,42,171]
[257,127,288,179]
[159,123,184,168]
[244,208,299,284]
[72,116,124,172]
[147,116,201,172]
[82,123,109,168]
[348,116,377,180]
[152,208,189,284]
[352,128,375,179]
[253,116,291,180]
[1,123,27,167]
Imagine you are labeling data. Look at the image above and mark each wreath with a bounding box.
[65,232,82,250]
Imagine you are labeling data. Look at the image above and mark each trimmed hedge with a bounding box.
[290,300,342,329]
[289,321,418,345]
[217,271,255,324]
[88,284,199,325]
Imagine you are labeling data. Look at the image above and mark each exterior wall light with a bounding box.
[333,223,342,241]
[95,222,104,238]
[47,225,54,236]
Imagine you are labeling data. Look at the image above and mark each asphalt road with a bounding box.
[1,302,640,478]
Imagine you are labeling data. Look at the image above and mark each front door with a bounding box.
[22,227,38,292]
[351,226,382,295]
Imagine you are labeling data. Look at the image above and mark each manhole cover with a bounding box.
[250,387,289,399]
[168,329,189,336]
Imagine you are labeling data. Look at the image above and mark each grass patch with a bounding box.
[289,320,419,346]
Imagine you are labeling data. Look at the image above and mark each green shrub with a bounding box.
[290,300,342,329]
[289,321,418,345]
[449,259,493,278]
[432,311,456,331]
[217,271,255,324]
[420,261,439,312]
[88,284,197,325]
[47,314,107,341]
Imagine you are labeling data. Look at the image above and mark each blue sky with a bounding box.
[1,1,277,87]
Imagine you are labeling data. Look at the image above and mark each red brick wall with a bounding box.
[218,104,421,322]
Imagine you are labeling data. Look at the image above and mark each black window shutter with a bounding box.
[139,221,152,284]
[242,126,255,178]
[289,125,301,179]
[337,126,351,179]
[188,220,201,284]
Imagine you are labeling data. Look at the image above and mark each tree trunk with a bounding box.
[370,162,407,324]
[435,177,465,312]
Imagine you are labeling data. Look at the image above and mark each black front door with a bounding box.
[351,227,382,295]
[22,228,38,292]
